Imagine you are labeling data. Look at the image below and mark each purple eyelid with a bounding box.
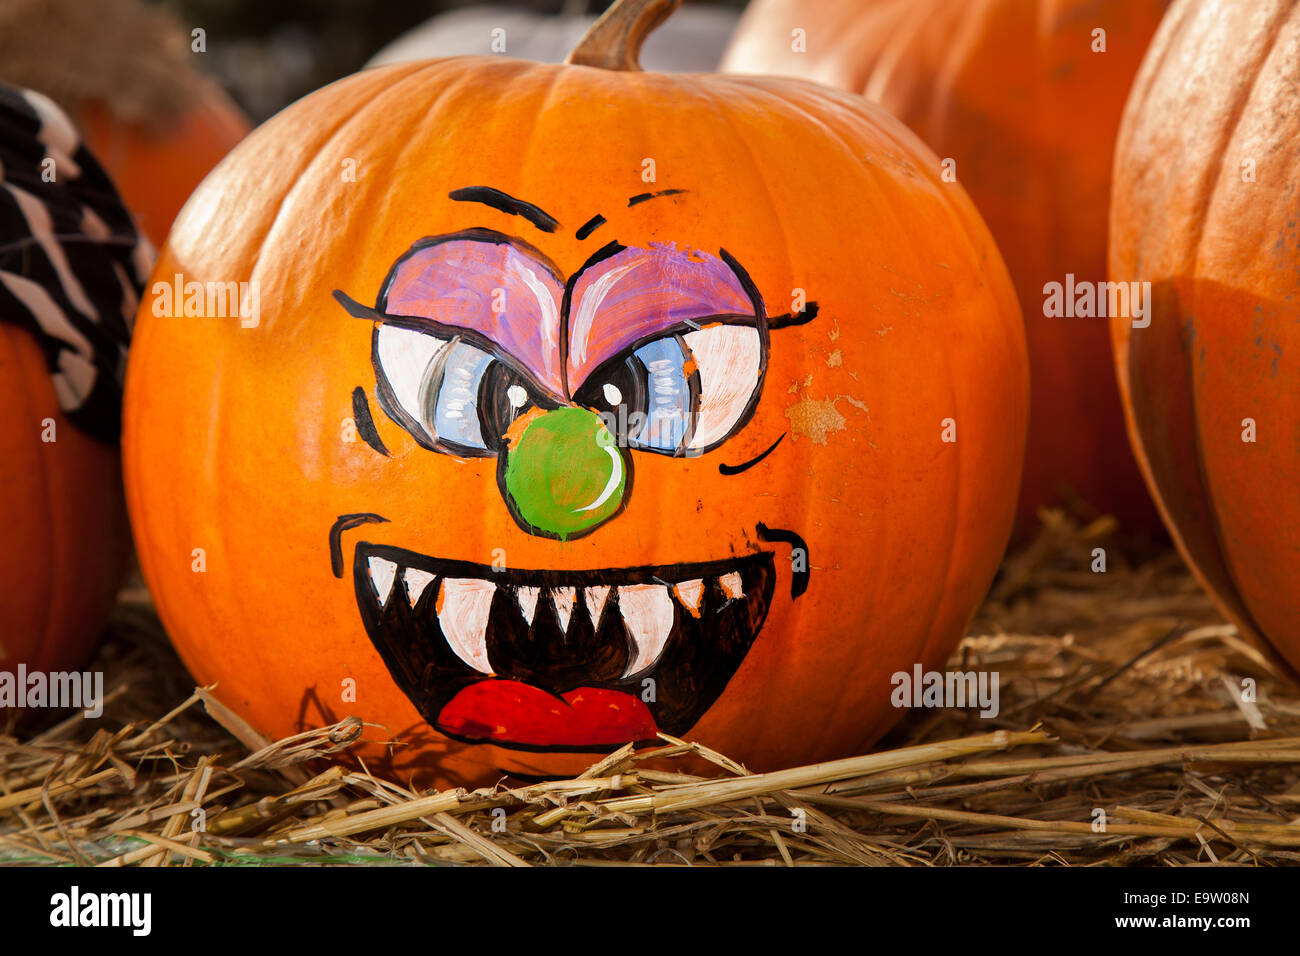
[382,237,567,396]
[566,243,755,388]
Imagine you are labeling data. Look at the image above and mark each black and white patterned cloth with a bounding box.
[0,82,152,444]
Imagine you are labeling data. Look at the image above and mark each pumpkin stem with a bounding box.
[565,0,681,71]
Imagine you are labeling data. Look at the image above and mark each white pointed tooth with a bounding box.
[584,585,610,626]
[437,579,495,674]
[551,587,576,633]
[368,557,397,607]
[618,584,674,677]
[516,586,540,625]
[718,572,744,601]
[404,568,435,607]
[672,579,704,618]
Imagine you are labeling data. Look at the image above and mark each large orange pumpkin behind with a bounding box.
[123,0,1028,787]
[723,0,1171,535]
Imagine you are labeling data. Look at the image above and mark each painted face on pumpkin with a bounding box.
[327,186,811,752]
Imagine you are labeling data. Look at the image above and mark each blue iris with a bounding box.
[628,337,693,452]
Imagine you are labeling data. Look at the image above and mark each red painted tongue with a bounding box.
[436,680,658,748]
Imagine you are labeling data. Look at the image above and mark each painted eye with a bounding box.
[574,323,763,455]
[372,323,547,456]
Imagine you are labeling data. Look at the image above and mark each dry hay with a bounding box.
[3,509,1299,867]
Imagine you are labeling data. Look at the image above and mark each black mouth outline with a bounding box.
[352,542,776,752]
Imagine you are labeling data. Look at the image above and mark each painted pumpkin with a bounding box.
[123,0,1028,786]
[1110,0,1300,678]
[723,0,1171,535]
[0,0,250,247]
[367,1,739,72]
[0,85,148,678]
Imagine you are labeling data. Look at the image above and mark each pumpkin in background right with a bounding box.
[1109,0,1300,677]
[722,0,1172,536]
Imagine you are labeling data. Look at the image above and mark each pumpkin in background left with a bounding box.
[0,85,149,678]
[0,0,250,248]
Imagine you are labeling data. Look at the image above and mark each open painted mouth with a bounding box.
[352,543,775,751]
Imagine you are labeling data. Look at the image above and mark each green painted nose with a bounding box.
[501,406,628,539]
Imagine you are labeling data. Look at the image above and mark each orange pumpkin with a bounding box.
[0,0,250,248]
[1,85,148,678]
[1110,0,1300,677]
[123,0,1027,787]
[723,0,1171,535]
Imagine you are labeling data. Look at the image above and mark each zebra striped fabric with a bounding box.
[0,82,152,444]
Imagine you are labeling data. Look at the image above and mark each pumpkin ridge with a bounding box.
[512,63,577,250]
[232,63,449,319]
[859,1,932,102]
[1181,10,1289,285]
[792,82,1017,326]
[925,0,997,135]
[1118,4,1291,648]
[691,79,796,317]
[388,61,520,238]
[1113,2,1189,228]
[914,329,966,670]
[1108,0,1300,680]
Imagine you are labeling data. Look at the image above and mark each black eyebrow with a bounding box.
[449,186,560,233]
[351,386,390,457]
[576,190,688,239]
[333,289,390,321]
[719,433,785,475]
[329,513,389,578]
[627,188,687,207]
[769,301,818,329]
[575,214,606,240]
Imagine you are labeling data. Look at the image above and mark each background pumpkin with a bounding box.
[367,0,739,71]
[123,0,1027,787]
[0,84,149,681]
[1110,0,1300,678]
[722,0,1171,536]
[0,0,250,248]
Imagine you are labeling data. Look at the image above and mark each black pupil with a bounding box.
[476,361,537,450]
[476,354,651,451]
[573,354,648,421]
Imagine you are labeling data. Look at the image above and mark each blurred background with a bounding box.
[168,0,745,122]
[0,0,745,245]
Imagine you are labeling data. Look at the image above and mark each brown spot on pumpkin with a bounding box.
[785,396,847,445]
[826,349,842,368]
